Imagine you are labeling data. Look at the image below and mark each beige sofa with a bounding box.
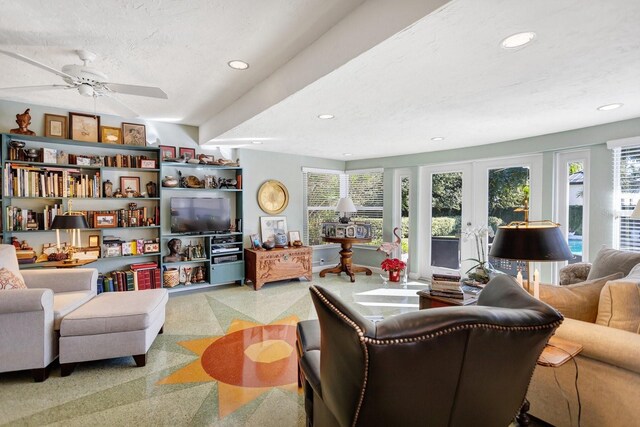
[0,245,97,381]
[527,249,640,426]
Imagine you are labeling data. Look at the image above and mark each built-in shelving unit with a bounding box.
[1,133,161,267]
[159,161,244,292]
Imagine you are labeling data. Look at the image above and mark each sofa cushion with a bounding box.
[540,272,623,322]
[596,280,640,333]
[0,267,27,290]
[53,291,96,330]
[587,248,640,280]
[60,289,168,337]
[0,245,25,286]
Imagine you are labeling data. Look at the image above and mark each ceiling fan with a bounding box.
[0,49,168,117]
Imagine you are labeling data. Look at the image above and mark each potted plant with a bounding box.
[462,226,494,284]
[381,258,406,282]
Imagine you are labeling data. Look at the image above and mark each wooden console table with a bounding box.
[319,236,372,282]
[245,246,312,290]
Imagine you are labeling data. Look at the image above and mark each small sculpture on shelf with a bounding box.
[194,266,205,283]
[10,108,36,135]
[163,238,184,262]
[104,180,113,197]
[113,188,123,198]
[162,176,179,187]
[218,177,237,189]
[146,181,157,197]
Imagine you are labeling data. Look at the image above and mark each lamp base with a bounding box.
[339,216,350,224]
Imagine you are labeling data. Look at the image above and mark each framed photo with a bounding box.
[140,159,157,169]
[104,244,121,257]
[179,147,196,161]
[88,235,100,247]
[120,176,141,194]
[69,112,100,142]
[289,231,301,243]
[94,213,117,228]
[144,242,160,253]
[44,114,68,139]
[345,225,356,238]
[159,145,176,159]
[42,148,57,164]
[76,157,91,166]
[335,225,346,238]
[122,122,146,146]
[129,216,138,227]
[250,233,261,249]
[322,223,336,237]
[260,216,288,243]
[100,126,121,144]
[355,223,372,239]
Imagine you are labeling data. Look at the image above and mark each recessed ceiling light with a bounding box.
[228,60,249,70]
[252,141,263,145]
[501,32,536,49]
[597,103,623,111]
[343,153,352,157]
[431,137,445,141]
[318,114,334,120]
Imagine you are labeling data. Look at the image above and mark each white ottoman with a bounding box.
[59,289,168,376]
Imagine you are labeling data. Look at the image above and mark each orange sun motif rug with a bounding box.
[158,315,300,417]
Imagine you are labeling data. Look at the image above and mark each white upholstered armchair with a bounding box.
[0,245,97,381]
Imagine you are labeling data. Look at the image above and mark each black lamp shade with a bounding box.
[489,223,574,262]
[51,214,89,230]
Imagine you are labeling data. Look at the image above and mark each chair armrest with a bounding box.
[558,262,592,285]
[22,268,98,294]
[0,288,53,314]
[554,318,640,374]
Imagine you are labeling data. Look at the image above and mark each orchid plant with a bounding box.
[462,225,494,283]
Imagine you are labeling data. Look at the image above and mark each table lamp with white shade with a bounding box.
[336,197,357,224]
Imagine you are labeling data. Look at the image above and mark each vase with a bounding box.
[389,270,401,282]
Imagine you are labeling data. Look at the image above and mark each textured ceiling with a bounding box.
[0,0,364,124]
[1,0,639,160]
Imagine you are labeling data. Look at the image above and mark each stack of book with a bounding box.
[430,272,464,299]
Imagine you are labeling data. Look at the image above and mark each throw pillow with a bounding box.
[0,267,27,290]
[539,272,623,322]
[587,247,640,280]
[595,280,640,333]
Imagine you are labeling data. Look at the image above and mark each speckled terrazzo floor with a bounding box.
[0,274,429,426]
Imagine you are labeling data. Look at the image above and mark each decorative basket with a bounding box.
[163,269,180,288]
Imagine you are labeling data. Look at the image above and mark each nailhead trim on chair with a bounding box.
[310,285,563,427]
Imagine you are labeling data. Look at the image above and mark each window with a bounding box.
[609,138,640,251]
[303,168,384,246]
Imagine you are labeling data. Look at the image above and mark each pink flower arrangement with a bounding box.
[380,258,406,272]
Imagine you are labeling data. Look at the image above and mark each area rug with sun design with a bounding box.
[158,315,300,418]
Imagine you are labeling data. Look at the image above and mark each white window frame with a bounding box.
[553,150,590,278]
[302,167,384,247]
[608,136,640,251]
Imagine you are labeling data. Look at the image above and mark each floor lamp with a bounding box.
[489,220,574,294]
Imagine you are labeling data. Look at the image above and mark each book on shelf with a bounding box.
[4,163,101,198]
[98,265,161,294]
[8,147,156,169]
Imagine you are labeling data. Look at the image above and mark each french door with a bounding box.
[419,155,542,279]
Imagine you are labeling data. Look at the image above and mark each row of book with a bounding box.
[97,262,162,293]
[4,163,102,198]
[8,146,156,169]
[5,204,62,231]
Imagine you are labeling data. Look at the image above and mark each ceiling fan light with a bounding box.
[77,83,94,97]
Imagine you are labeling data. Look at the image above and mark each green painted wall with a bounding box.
[347,117,640,276]
[237,148,345,265]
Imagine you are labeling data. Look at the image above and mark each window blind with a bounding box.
[302,167,384,246]
[612,144,640,251]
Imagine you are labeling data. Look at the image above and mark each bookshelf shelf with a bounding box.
[161,162,241,170]
[160,187,241,192]
[102,252,161,260]
[7,161,160,173]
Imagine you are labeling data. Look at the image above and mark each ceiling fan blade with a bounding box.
[0,49,77,81]
[101,93,140,118]
[0,84,75,93]
[104,83,168,99]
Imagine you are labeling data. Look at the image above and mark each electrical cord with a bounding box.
[542,343,581,427]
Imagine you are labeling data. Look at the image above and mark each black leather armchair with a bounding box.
[297,275,563,427]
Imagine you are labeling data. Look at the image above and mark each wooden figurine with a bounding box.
[10,109,36,135]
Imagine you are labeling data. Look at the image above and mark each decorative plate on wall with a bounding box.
[258,180,289,214]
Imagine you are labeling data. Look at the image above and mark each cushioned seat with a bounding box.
[53,291,96,331]
[59,289,168,376]
[60,290,168,336]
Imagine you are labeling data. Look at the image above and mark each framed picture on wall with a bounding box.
[100,126,121,144]
[44,114,68,139]
[179,147,196,161]
[260,216,288,243]
[159,145,176,159]
[69,112,100,142]
[122,122,146,146]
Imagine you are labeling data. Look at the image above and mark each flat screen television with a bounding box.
[170,197,231,234]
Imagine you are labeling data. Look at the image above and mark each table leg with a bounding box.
[319,264,343,277]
